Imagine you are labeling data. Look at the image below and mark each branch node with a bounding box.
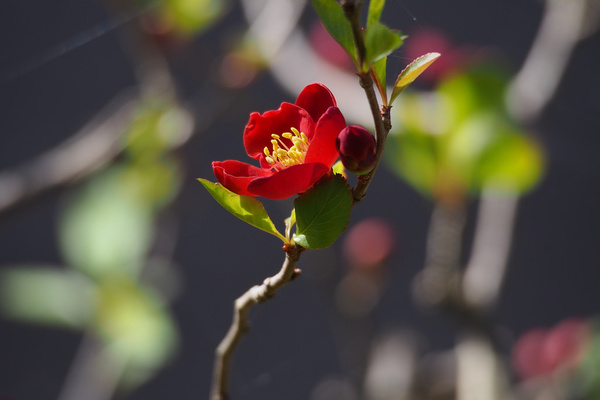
[291,268,302,280]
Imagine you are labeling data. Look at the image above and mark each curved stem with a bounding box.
[210,244,303,400]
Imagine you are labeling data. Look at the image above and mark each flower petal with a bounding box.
[305,107,347,167]
[295,83,337,123]
[247,163,330,200]
[244,103,315,168]
[212,160,272,196]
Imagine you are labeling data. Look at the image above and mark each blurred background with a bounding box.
[0,0,599,399]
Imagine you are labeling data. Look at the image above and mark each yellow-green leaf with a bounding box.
[475,131,544,193]
[198,178,286,242]
[0,267,95,329]
[390,52,441,104]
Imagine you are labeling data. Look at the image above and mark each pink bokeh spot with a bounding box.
[343,218,396,269]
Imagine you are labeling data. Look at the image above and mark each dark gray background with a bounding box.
[1,0,599,399]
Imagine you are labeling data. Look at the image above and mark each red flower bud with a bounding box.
[336,125,377,175]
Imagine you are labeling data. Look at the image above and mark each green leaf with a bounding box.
[437,65,510,128]
[474,128,544,193]
[390,52,441,104]
[371,57,388,105]
[95,277,178,390]
[198,178,286,242]
[59,167,154,280]
[363,22,403,71]
[123,157,181,210]
[294,175,352,249]
[367,0,385,27]
[447,113,544,194]
[384,93,442,197]
[0,267,95,329]
[311,0,357,64]
[385,125,439,198]
[162,0,229,34]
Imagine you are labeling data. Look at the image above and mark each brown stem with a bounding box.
[210,244,303,400]
[341,0,391,205]
[342,0,366,68]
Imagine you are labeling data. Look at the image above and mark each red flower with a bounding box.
[212,83,347,200]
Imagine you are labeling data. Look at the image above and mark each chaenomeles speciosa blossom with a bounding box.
[212,83,347,200]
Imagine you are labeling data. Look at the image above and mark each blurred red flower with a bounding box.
[403,27,470,84]
[212,83,346,200]
[343,218,396,270]
[512,318,591,381]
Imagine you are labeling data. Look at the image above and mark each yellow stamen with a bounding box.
[263,127,310,171]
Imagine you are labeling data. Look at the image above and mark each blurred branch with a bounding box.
[412,200,511,400]
[456,333,507,400]
[210,244,303,400]
[452,1,600,399]
[0,2,184,218]
[58,332,125,400]
[413,202,465,308]
[507,0,600,125]
[462,190,518,310]
[0,91,140,216]
[464,0,600,312]
[241,0,307,61]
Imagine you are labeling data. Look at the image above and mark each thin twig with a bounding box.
[210,244,304,400]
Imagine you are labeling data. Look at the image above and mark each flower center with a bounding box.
[263,127,309,171]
